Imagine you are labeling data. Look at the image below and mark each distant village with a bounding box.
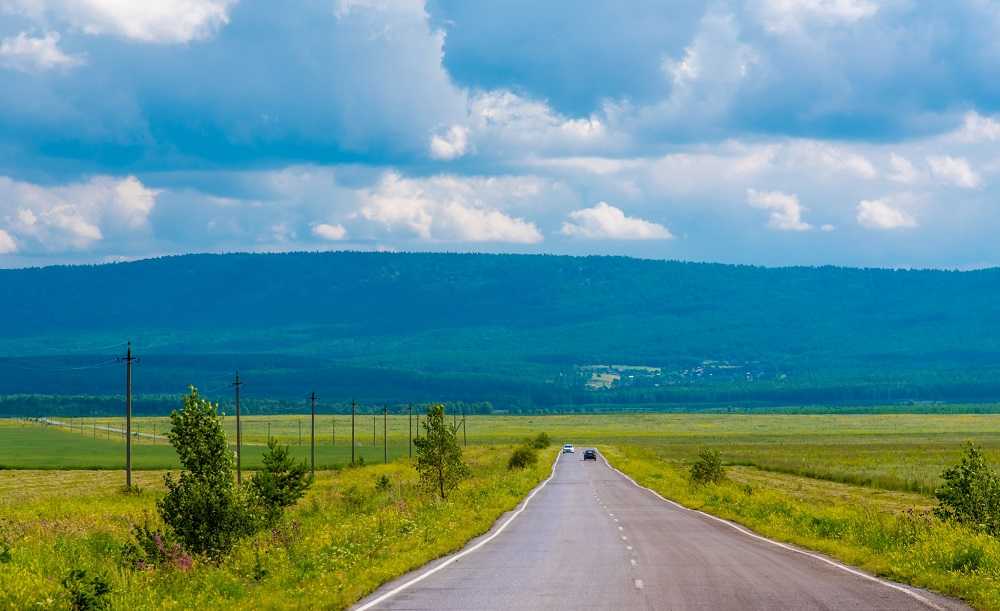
[578,361,782,390]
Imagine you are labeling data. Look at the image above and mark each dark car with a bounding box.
[583,449,597,460]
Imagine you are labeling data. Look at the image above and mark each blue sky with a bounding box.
[0,0,998,268]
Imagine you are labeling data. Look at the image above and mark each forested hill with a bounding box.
[2,252,1000,413]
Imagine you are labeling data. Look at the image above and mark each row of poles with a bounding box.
[118,342,468,488]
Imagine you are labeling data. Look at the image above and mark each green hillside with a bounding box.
[1,252,999,414]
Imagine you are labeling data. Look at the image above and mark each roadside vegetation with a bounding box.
[604,444,1000,609]
[0,403,552,609]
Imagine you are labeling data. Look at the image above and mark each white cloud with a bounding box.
[756,0,878,33]
[887,153,919,184]
[429,125,469,160]
[820,224,835,232]
[560,202,672,240]
[953,112,1000,143]
[4,0,236,43]
[0,228,16,253]
[311,223,347,241]
[656,12,757,123]
[357,172,543,243]
[856,198,917,230]
[0,174,157,251]
[0,31,82,72]
[927,155,981,189]
[746,189,812,231]
[784,142,877,179]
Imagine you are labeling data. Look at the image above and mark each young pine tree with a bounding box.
[250,438,313,525]
[413,404,470,499]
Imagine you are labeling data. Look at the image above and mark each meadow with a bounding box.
[3,412,1000,609]
[5,413,999,494]
[0,446,553,609]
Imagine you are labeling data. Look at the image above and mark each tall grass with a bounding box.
[0,447,552,609]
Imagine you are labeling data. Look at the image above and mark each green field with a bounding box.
[6,414,1000,495]
[4,412,1000,608]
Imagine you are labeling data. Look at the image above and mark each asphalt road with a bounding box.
[355,452,968,611]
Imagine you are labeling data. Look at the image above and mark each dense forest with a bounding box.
[1,252,999,415]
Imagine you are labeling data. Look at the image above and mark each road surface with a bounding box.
[355,452,967,611]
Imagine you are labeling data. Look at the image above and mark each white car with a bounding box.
[562,443,575,454]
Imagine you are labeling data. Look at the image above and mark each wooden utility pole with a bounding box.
[462,405,467,447]
[351,399,356,465]
[408,403,412,458]
[310,391,317,477]
[233,371,243,484]
[119,342,137,489]
[372,413,376,447]
[332,415,335,446]
[383,405,388,464]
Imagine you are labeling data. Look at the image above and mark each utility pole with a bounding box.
[351,399,356,465]
[332,415,335,446]
[267,421,271,443]
[233,371,243,484]
[383,405,388,464]
[408,403,412,458]
[119,342,137,490]
[372,412,376,447]
[310,391,317,477]
[462,405,467,447]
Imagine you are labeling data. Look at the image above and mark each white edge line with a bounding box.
[354,452,562,611]
[599,453,945,611]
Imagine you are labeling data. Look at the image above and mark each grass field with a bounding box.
[0,446,553,610]
[4,412,1000,608]
[5,414,1000,495]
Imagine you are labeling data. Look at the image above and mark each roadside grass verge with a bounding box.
[603,445,1000,610]
[0,446,552,610]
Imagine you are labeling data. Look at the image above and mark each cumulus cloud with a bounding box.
[0,31,82,72]
[754,0,879,33]
[856,198,917,230]
[311,223,347,241]
[357,172,543,243]
[954,112,1000,143]
[429,125,469,160]
[0,228,16,253]
[0,175,157,251]
[784,142,877,179]
[3,0,236,43]
[927,156,981,189]
[746,189,812,231]
[560,202,672,240]
[887,153,919,184]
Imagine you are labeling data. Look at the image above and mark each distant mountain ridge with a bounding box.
[1,251,999,412]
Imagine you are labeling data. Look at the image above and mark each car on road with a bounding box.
[583,449,597,460]
[562,443,575,453]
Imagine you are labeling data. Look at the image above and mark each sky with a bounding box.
[0,0,998,269]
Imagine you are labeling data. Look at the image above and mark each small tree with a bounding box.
[935,443,1000,535]
[690,448,725,485]
[158,387,255,558]
[250,438,312,526]
[413,404,470,499]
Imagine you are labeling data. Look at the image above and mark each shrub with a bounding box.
[158,387,256,558]
[375,474,391,493]
[508,446,538,470]
[62,569,111,611]
[690,449,725,485]
[935,443,1000,536]
[413,404,470,499]
[530,432,551,449]
[121,522,192,571]
[250,438,312,526]
[0,539,10,563]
